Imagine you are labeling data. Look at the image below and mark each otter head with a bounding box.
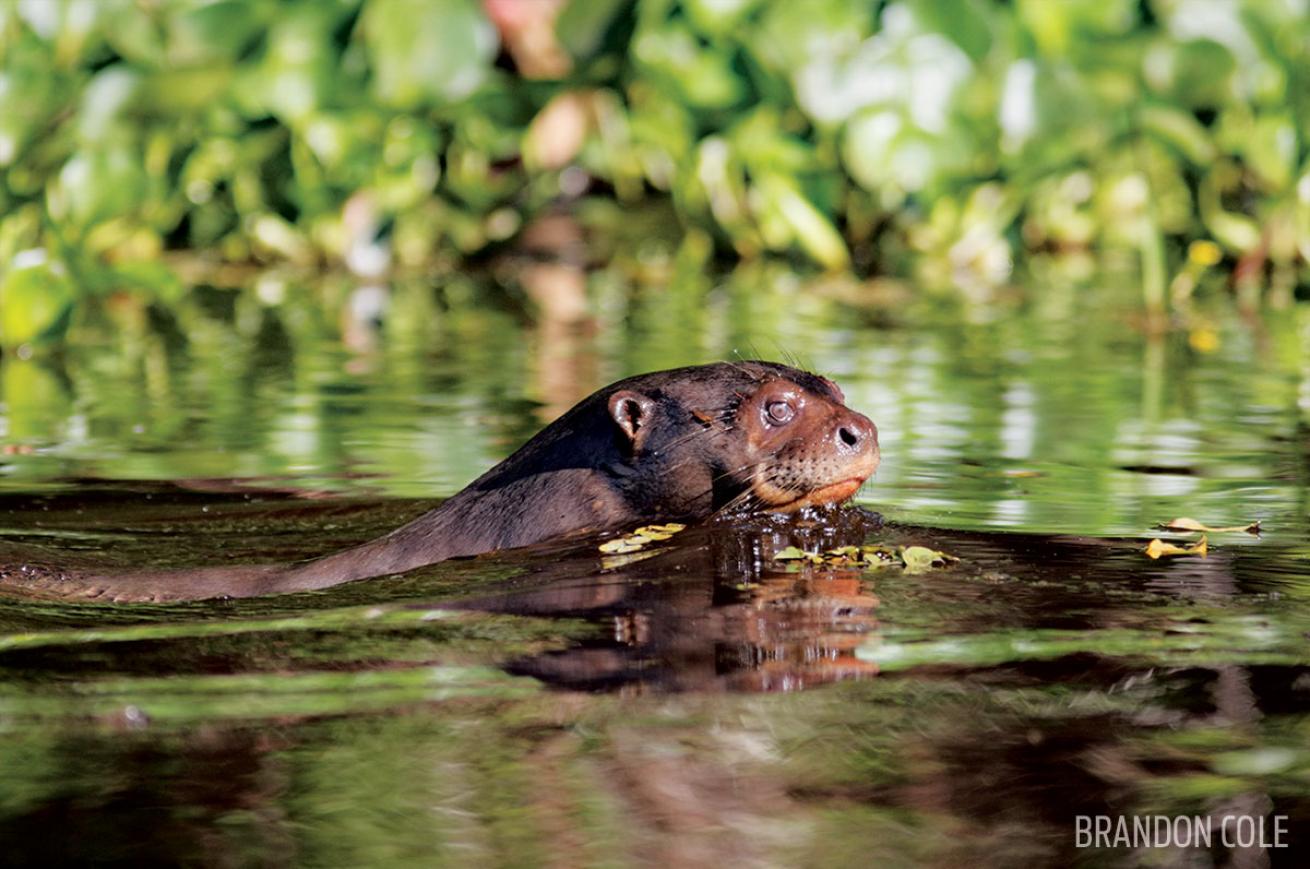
[603,361,879,518]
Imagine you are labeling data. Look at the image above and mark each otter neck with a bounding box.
[268,467,628,592]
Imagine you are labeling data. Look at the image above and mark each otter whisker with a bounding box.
[672,456,763,501]
[716,489,760,516]
[706,460,779,517]
[719,357,767,385]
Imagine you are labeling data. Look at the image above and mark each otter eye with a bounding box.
[765,400,795,425]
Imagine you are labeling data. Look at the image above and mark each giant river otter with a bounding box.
[1,362,878,602]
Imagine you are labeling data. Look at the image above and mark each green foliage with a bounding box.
[0,255,74,347]
[2,0,1310,347]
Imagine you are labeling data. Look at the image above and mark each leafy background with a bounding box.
[2,0,1309,350]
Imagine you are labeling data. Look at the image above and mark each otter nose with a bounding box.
[834,411,877,456]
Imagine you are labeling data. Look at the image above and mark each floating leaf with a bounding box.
[599,522,687,555]
[598,538,645,554]
[632,523,686,541]
[1154,518,1260,535]
[1145,536,1209,559]
[861,545,900,567]
[901,545,959,573]
[773,542,958,572]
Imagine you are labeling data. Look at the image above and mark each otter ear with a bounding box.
[608,390,656,452]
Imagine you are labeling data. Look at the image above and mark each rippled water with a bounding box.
[1,263,1308,866]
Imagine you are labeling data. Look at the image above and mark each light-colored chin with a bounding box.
[765,477,866,513]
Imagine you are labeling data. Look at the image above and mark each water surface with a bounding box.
[1,264,1308,866]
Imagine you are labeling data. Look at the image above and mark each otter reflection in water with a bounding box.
[1,362,878,602]
[476,506,888,693]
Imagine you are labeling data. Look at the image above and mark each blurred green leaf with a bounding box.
[1146,38,1237,108]
[50,146,148,229]
[556,0,631,62]
[633,23,744,110]
[1138,104,1217,166]
[1245,113,1298,190]
[0,257,76,347]
[755,174,850,270]
[363,0,498,109]
[174,0,270,63]
[76,67,142,143]
[0,0,1308,325]
[684,0,762,36]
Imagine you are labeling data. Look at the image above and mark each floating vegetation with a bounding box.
[774,543,958,573]
[1144,536,1209,560]
[597,523,687,555]
[1153,518,1261,535]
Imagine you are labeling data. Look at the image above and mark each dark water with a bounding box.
[1,264,1308,866]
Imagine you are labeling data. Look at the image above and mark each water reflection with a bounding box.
[475,508,886,693]
[2,489,1310,865]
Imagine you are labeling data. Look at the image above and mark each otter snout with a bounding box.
[833,409,879,476]
[833,410,877,458]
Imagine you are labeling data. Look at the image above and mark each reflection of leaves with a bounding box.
[858,616,1310,672]
[2,357,72,442]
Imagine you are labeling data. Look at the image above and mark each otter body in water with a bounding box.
[2,362,878,602]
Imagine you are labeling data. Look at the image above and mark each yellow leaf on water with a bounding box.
[599,523,689,555]
[1154,518,1260,535]
[901,546,959,572]
[1145,536,1209,559]
[643,523,686,533]
[861,546,899,567]
[772,542,959,571]
[598,538,644,554]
